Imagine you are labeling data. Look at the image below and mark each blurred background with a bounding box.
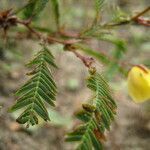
[0,0,150,150]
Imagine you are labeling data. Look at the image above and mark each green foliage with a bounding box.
[95,0,105,15]
[51,0,60,28]
[111,6,130,23]
[66,70,116,149]
[23,0,49,18]
[94,0,105,24]
[9,45,57,127]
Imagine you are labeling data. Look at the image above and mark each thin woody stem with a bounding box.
[16,19,42,39]
[16,18,139,69]
[16,19,93,68]
[103,6,150,27]
[131,6,150,20]
[65,44,95,68]
[71,50,95,68]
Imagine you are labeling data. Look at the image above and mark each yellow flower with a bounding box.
[127,65,150,103]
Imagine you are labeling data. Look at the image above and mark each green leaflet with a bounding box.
[23,0,49,18]
[111,6,130,23]
[95,0,105,16]
[9,46,57,127]
[51,0,60,28]
[83,0,105,30]
[66,71,116,149]
[93,0,105,24]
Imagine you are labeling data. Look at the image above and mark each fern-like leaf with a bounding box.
[66,70,116,149]
[9,46,57,127]
[23,0,49,18]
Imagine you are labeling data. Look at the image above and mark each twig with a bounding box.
[65,45,95,68]
[135,17,150,26]
[73,50,95,68]
[16,19,42,39]
[131,6,150,20]
[16,18,93,68]
[104,6,150,27]
[15,18,138,69]
[47,36,82,45]
[59,29,80,38]
[17,19,83,44]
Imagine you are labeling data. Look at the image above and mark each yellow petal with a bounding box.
[127,65,150,103]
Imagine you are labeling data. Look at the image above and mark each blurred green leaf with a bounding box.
[51,0,60,28]
[94,0,105,24]
[23,0,49,18]
[111,6,130,23]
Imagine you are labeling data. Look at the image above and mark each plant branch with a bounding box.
[16,18,93,68]
[15,18,137,69]
[16,19,42,39]
[1,6,149,69]
[135,17,150,26]
[131,6,150,20]
[104,6,150,27]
